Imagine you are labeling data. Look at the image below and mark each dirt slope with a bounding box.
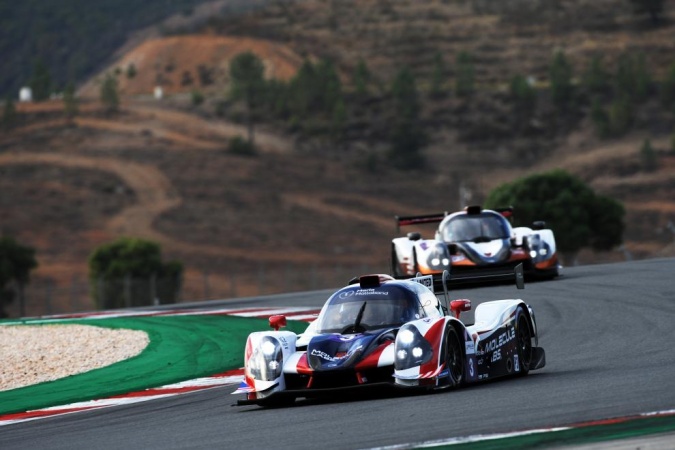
[3,3,675,316]
[78,35,304,98]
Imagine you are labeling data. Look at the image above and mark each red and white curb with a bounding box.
[0,369,246,426]
[0,307,318,426]
[3,306,321,323]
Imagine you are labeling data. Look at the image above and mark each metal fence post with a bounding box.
[45,281,52,316]
[230,272,236,298]
[124,274,132,308]
[203,271,210,300]
[311,263,318,290]
[258,264,266,295]
[97,276,104,310]
[151,273,158,305]
[70,275,78,312]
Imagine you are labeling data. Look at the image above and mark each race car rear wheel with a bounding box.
[442,326,464,388]
[515,309,533,376]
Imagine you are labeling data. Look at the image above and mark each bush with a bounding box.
[227,136,256,156]
[590,98,610,138]
[640,139,657,172]
[88,237,183,309]
[484,169,625,260]
[191,89,204,106]
[608,95,634,136]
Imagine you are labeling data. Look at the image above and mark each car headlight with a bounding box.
[398,328,415,345]
[395,325,433,370]
[261,339,277,356]
[249,336,283,381]
[426,244,451,269]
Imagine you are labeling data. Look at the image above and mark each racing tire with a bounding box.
[515,308,533,376]
[442,325,464,388]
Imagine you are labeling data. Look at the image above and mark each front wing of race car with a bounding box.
[234,328,400,405]
[235,330,299,402]
[392,232,559,286]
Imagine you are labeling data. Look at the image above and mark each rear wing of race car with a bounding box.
[493,206,514,219]
[395,212,447,233]
[395,206,516,233]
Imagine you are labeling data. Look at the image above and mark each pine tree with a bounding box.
[590,98,610,138]
[549,50,574,109]
[1,97,17,131]
[430,52,447,99]
[388,67,426,168]
[229,52,266,146]
[614,53,651,103]
[455,51,474,97]
[100,73,119,113]
[583,55,610,95]
[640,138,657,172]
[63,83,78,121]
[629,0,665,25]
[509,74,536,126]
[608,95,634,136]
[660,62,675,108]
[353,59,372,99]
[29,59,52,102]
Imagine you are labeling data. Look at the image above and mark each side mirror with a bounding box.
[269,315,287,331]
[450,299,471,319]
[532,221,546,230]
[441,270,451,314]
[515,263,525,290]
[407,232,421,241]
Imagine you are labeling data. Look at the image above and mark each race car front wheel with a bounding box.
[442,326,464,388]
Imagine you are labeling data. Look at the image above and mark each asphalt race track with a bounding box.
[2,258,675,449]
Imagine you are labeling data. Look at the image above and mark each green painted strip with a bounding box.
[0,315,307,415]
[425,413,675,449]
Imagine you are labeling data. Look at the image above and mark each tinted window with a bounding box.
[316,285,423,333]
[441,213,509,242]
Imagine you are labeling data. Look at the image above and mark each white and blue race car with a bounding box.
[233,266,545,407]
[392,205,561,286]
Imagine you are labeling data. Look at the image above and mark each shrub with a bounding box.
[227,136,256,156]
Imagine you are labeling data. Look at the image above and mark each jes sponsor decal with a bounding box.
[482,327,515,353]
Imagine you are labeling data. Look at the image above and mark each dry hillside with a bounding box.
[1,0,675,317]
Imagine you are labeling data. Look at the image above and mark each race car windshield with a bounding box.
[441,214,509,242]
[316,287,423,334]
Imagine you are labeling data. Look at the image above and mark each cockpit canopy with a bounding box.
[439,211,511,243]
[315,282,441,334]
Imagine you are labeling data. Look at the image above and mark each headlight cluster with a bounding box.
[248,336,283,381]
[395,326,433,370]
[427,243,451,269]
[528,234,548,260]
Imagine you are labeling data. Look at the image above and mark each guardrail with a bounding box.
[2,263,386,318]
